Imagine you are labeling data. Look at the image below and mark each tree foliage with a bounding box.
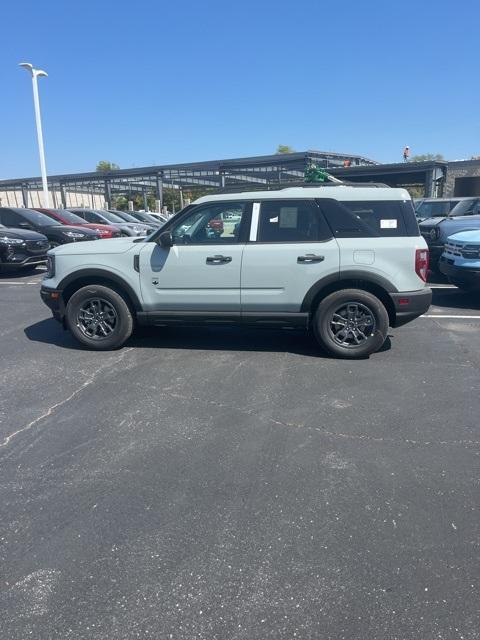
[410,153,445,162]
[96,160,120,171]
[276,145,295,154]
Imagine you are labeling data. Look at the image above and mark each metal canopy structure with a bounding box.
[0,150,376,210]
[329,160,448,197]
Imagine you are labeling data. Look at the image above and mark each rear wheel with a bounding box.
[66,284,134,350]
[313,289,389,359]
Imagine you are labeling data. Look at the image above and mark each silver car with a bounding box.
[68,208,150,237]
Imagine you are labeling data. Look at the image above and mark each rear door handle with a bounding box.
[297,254,325,263]
[206,255,232,264]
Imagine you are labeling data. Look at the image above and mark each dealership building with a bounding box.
[1,150,480,210]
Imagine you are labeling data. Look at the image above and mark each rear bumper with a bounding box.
[439,259,480,285]
[390,288,432,327]
[40,285,65,323]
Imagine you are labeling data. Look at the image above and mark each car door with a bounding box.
[138,201,251,312]
[241,199,340,313]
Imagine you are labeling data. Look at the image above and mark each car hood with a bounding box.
[0,227,48,241]
[419,217,446,227]
[447,229,480,244]
[50,236,139,255]
[46,224,99,236]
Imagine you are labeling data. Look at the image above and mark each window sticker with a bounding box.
[380,219,398,229]
[279,207,298,228]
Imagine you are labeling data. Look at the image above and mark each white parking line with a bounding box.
[421,314,480,319]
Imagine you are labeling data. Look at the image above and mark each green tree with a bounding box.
[276,145,295,154]
[410,153,445,162]
[96,160,120,171]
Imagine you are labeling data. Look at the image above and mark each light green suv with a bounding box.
[41,186,432,358]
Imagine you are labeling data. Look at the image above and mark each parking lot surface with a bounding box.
[0,270,479,640]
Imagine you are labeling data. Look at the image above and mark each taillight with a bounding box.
[415,248,429,282]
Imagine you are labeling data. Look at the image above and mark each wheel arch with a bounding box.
[58,269,142,314]
[301,271,397,326]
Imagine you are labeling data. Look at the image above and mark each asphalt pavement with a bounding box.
[0,270,479,639]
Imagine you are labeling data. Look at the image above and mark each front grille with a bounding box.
[26,239,49,252]
[445,242,480,260]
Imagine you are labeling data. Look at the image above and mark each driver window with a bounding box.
[171,202,246,244]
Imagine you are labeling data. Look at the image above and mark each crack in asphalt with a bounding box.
[0,348,133,450]
[163,391,480,450]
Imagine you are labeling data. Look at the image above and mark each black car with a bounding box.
[0,223,49,271]
[0,207,100,247]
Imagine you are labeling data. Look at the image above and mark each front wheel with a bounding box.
[66,284,134,350]
[313,289,389,359]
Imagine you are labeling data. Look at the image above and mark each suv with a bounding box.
[419,198,480,268]
[439,230,480,291]
[0,224,49,271]
[415,197,465,222]
[41,187,431,358]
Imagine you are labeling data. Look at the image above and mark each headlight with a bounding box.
[61,231,86,238]
[96,228,109,236]
[430,228,440,241]
[46,255,55,278]
[0,236,26,246]
[132,226,147,236]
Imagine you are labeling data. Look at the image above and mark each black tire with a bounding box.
[313,288,389,359]
[66,284,134,350]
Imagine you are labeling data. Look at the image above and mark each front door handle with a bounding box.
[297,254,325,263]
[206,255,232,264]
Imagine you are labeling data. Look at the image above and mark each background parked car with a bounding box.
[34,208,121,238]
[107,209,157,233]
[439,229,480,291]
[0,207,100,248]
[415,197,466,222]
[0,223,49,271]
[110,210,165,227]
[68,208,150,237]
[419,198,480,269]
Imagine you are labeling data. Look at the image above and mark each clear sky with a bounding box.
[1,0,478,179]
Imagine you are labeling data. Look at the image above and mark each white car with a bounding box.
[41,186,431,358]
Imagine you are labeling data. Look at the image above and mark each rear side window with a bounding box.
[319,199,419,237]
[257,200,332,242]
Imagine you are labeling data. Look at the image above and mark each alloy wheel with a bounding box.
[76,297,118,339]
[329,302,376,347]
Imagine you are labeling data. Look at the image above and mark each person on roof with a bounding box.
[403,146,410,162]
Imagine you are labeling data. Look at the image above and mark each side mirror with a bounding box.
[19,221,31,228]
[157,231,173,247]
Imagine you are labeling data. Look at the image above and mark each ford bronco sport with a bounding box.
[41,186,431,358]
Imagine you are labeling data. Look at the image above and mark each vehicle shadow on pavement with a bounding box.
[24,318,81,349]
[431,288,480,311]
[24,318,392,358]
[0,267,45,280]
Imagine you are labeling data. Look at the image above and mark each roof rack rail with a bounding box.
[282,181,390,189]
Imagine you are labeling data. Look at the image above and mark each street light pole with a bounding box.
[19,63,50,208]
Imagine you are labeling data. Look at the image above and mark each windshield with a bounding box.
[416,201,454,218]
[112,210,139,223]
[449,199,477,216]
[95,210,124,223]
[20,209,58,226]
[46,209,86,225]
[138,212,162,224]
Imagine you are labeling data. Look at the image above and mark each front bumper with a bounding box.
[40,285,65,323]
[439,258,480,286]
[390,288,432,327]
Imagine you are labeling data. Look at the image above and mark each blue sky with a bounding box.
[2,0,478,179]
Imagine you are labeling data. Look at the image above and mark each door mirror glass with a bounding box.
[158,231,173,247]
